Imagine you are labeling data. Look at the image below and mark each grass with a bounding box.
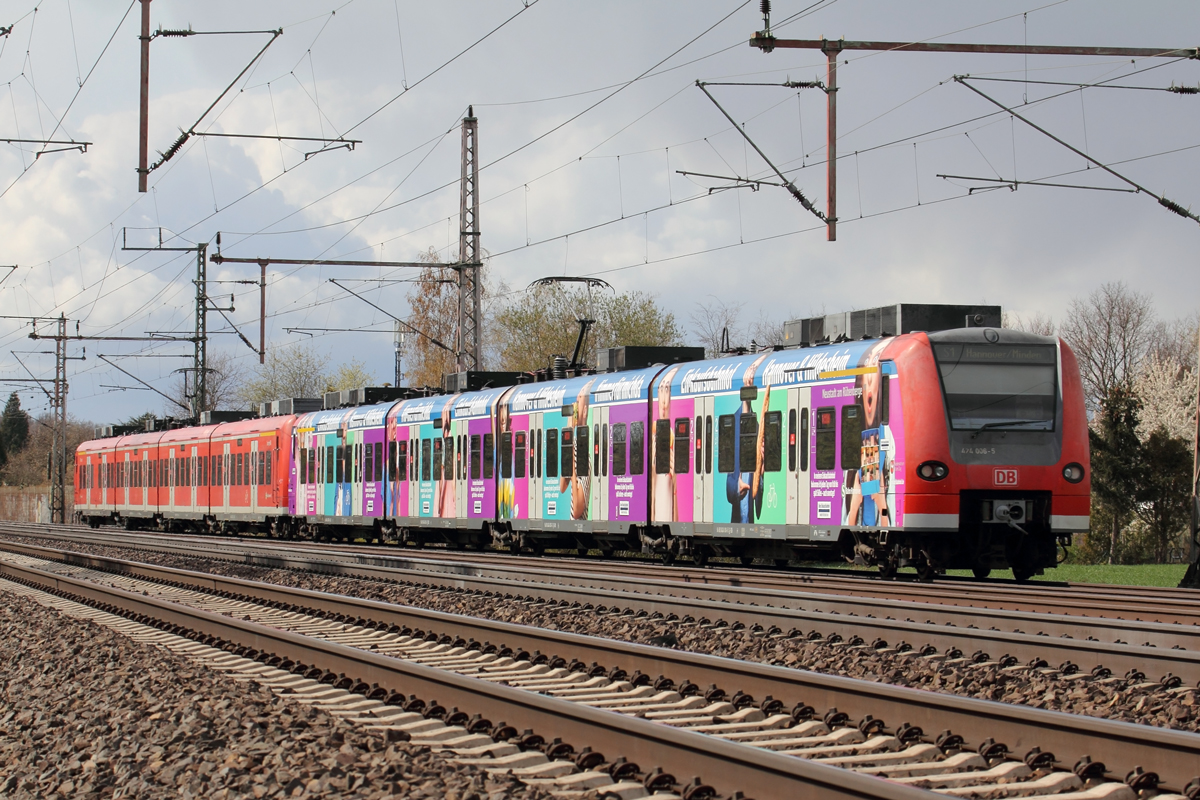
[814,561,1189,587]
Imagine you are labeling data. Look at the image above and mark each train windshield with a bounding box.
[933,342,1057,431]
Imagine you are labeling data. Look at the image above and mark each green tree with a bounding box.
[1133,427,1192,563]
[0,392,29,461]
[1088,387,1143,564]
[325,359,377,393]
[493,284,683,373]
[236,343,331,409]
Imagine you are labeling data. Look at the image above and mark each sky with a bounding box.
[0,0,1197,426]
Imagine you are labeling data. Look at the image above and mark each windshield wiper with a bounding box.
[970,419,1051,438]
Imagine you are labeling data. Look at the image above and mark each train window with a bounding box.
[335,446,345,484]
[500,432,513,480]
[421,440,432,481]
[841,404,864,470]
[388,442,396,480]
[300,450,308,484]
[470,434,482,480]
[232,452,239,485]
[515,432,527,479]
[576,425,590,478]
[267,451,274,486]
[460,434,467,480]
[674,418,690,475]
[398,440,408,481]
[879,364,891,425]
[559,428,573,477]
[611,423,627,476]
[545,429,558,478]
[601,424,608,478]
[740,413,759,473]
[694,416,702,475]
[630,421,645,475]
[593,423,600,477]
[360,443,369,482]
[536,429,543,478]
[815,407,836,471]
[444,437,454,482]
[717,415,734,473]
[326,446,335,483]
[705,416,713,474]
[654,420,671,475]
[764,411,782,473]
[373,442,382,483]
[433,438,443,481]
[787,409,797,472]
[801,409,810,472]
[483,433,494,480]
[258,451,266,486]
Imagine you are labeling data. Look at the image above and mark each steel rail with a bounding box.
[0,559,935,800]
[11,522,1199,622]
[2,551,1198,793]
[4,536,1198,689]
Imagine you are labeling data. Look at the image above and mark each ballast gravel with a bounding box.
[6,534,1200,736]
[0,590,555,800]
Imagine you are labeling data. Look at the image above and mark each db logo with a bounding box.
[994,468,1018,486]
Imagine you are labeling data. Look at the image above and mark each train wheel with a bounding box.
[878,559,898,579]
[972,567,992,580]
[661,551,675,566]
[1011,565,1035,582]
[916,557,938,582]
[739,556,754,567]
[692,550,709,568]
[600,548,615,559]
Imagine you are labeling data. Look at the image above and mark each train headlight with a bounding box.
[917,461,949,481]
[1062,463,1085,483]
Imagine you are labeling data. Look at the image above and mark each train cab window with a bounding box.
[433,438,443,481]
[601,424,608,477]
[629,421,645,475]
[398,441,408,480]
[545,429,558,478]
[593,423,600,477]
[611,423,627,476]
[536,429,543,478]
[500,432,513,480]
[674,418,690,475]
[787,409,797,472]
[421,440,432,481]
[576,425,589,478]
[559,428,573,477]
[801,409,810,472]
[841,404,864,470]
[815,407,836,471]
[483,433,494,480]
[470,435,482,480]
[717,415,735,473]
[443,437,454,482]
[654,420,671,475]
[764,411,782,473]
[515,432,527,479]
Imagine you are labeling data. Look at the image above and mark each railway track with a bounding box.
[9,521,1197,624]
[5,526,1200,692]
[2,543,1198,799]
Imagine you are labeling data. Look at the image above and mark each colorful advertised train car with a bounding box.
[76,326,1089,579]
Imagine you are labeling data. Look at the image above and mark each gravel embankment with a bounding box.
[6,535,1199,734]
[0,588,554,800]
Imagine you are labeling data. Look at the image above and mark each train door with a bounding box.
[787,388,812,526]
[453,420,468,521]
[141,450,149,510]
[693,396,715,524]
[221,441,231,512]
[407,425,420,519]
[250,439,259,516]
[528,413,542,521]
[591,406,609,522]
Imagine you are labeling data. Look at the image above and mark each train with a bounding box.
[74,325,1090,580]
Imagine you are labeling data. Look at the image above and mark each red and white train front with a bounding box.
[866,328,1090,579]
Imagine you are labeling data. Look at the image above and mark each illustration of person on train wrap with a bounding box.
[651,366,681,523]
[845,339,894,527]
[727,352,770,524]
[560,379,595,520]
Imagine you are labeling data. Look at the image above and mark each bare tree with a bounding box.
[690,296,745,357]
[1003,311,1056,336]
[168,350,246,414]
[748,309,784,350]
[1059,282,1156,415]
